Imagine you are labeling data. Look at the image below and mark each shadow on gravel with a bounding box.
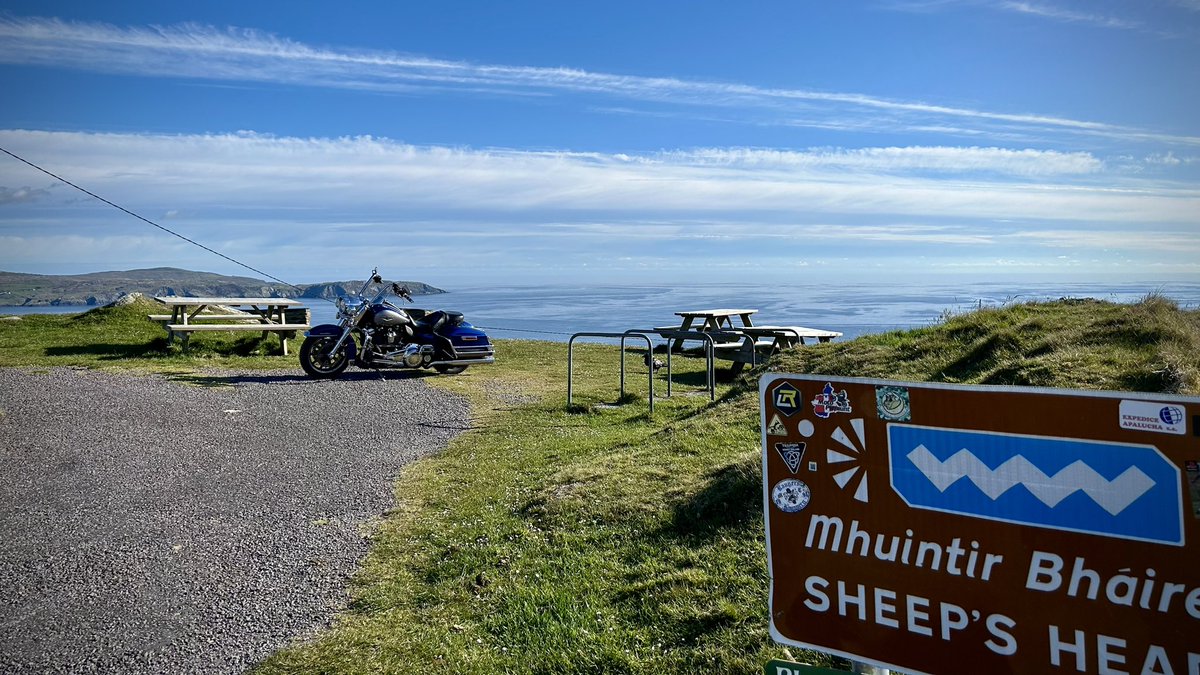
[169,369,435,387]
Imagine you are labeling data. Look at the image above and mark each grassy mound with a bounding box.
[762,294,1199,394]
[256,296,1197,675]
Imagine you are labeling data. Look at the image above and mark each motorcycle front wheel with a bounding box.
[434,364,468,375]
[300,335,352,378]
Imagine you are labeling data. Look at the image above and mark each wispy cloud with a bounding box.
[1,128,1195,285]
[889,0,1195,39]
[0,185,52,204]
[661,146,1104,176]
[1010,228,1200,252]
[0,16,1196,149]
[3,130,1191,224]
[996,1,1142,30]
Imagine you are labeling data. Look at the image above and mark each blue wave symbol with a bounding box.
[888,424,1184,546]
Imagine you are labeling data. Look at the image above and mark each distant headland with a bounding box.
[0,268,445,307]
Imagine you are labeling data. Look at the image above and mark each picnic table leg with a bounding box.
[186,304,209,324]
[670,317,696,352]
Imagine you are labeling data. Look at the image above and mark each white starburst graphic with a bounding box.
[827,417,869,503]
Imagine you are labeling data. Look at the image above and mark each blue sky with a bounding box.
[0,1,1197,286]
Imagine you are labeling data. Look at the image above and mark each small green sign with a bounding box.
[764,659,846,675]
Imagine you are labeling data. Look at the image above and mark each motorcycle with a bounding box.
[299,269,495,378]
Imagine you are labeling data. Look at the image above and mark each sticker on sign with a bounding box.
[760,374,1199,675]
[1120,399,1187,435]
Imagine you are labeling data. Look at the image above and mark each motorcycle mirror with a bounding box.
[372,274,383,283]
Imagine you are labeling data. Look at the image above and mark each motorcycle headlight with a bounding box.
[339,297,365,321]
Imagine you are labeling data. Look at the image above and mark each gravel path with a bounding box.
[0,366,471,674]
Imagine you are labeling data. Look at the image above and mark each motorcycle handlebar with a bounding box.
[354,269,412,302]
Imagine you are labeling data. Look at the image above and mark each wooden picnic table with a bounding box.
[737,325,842,348]
[654,309,842,373]
[674,308,759,331]
[659,309,757,354]
[150,297,310,355]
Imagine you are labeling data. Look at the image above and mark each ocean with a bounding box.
[6,280,1199,343]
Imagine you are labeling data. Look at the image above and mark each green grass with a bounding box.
[760,295,1200,395]
[3,295,1197,673]
[0,297,306,373]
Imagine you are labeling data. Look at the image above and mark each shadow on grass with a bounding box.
[662,455,761,541]
[44,338,172,360]
[661,369,715,389]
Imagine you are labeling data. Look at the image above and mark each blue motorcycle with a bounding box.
[299,268,494,378]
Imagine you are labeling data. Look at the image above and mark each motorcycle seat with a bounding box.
[416,310,463,335]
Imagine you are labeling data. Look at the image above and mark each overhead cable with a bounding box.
[0,145,302,292]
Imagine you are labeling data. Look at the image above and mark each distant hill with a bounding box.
[0,268,445,306]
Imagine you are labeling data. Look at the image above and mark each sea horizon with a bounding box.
[5,279,1199,344]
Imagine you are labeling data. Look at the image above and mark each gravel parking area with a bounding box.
[0,366,471,674]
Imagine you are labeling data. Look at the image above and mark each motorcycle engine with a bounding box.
[400,343,432,367]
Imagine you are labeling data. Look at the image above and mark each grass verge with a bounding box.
[0,296,309,373]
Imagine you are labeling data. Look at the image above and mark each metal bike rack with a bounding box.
[626,329,718,401]
[567,332,655,413]
[566,329,757,411]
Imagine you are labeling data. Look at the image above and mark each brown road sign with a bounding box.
[760,374,1200,675]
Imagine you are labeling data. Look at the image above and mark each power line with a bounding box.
[0,145,302,292]
[474,325,575,336]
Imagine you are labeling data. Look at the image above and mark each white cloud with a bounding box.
[0,16,1196,148]
[1,129,1196,282]
[0,185,52,204]
[1144,151,1199,166]
[997,2,1142,30]
[1008,228,1200,252]
[663,146,1103,176]
[1,130,1195,225]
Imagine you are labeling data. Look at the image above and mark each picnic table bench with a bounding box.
[150,297,310,355]
[654,309,842,373]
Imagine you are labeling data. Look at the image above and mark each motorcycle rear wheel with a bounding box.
[434,364,468,375]
[300,335,352,378]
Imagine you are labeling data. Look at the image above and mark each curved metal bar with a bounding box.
[747,326,805,349]
[568,332,654,413]
[740,333,757,367]
[627,329,717,401]
[773,327,804,346]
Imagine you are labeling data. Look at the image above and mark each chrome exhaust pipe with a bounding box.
[433,357,495,366]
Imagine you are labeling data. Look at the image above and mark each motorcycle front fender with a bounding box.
[305,323,344,337]
[304,324,357,360]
